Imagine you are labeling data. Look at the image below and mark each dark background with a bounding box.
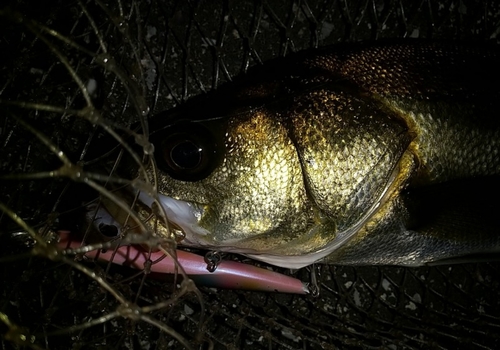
[1,1,499,349]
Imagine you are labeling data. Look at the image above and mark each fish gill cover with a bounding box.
[0,0,499,349]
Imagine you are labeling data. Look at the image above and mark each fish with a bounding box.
[99,40,500,270]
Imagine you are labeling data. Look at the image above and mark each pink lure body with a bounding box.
[57,231,308,294]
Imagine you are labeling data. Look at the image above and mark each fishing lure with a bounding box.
[57,231,309,294]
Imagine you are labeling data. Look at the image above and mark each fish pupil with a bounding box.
[170,140,202,169]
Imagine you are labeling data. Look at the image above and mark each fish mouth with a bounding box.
[136,191,211,246]
[87,191,280,261]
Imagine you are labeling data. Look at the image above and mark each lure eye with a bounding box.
[154,121,220,182]
[98,223,119,237]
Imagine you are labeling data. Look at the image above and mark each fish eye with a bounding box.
[169,140,202,169]
[153,121,220,181]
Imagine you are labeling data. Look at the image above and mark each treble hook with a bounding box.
[204,251,223,272]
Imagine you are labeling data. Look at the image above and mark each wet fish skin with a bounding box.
[146,41,500,268]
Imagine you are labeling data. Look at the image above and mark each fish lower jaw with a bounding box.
[145,193,368,270]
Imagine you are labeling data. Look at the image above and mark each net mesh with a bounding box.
[1,0,499,349]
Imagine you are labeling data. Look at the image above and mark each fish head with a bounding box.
[148,100,310,252]
[143,74,412,269]
[147,89,413,269]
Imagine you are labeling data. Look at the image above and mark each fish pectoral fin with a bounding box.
[426,251,500,266]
